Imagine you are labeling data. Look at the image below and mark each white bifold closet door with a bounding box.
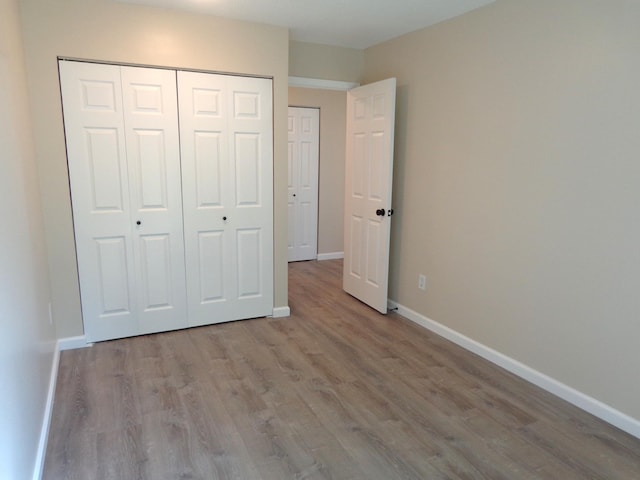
[60,61,188,342]
[177,71,273,327]
[60,61,273,342]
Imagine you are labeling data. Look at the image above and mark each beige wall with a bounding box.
[289,41,364,83]
[19,0,289,338]
[289,87,346,255]
[364,0,640,420]
[0,0,56,476]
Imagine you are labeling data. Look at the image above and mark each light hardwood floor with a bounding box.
[44,259,640,479]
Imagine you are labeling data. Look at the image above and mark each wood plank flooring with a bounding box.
[44,259,640,479]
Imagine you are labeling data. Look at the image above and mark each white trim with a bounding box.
[288,76,359,91]
[271,306,291,318]
[58,335,92,351]
[33,343,60,480]
[317,252,344,261]
[388,300,640,440]
[34,336,93,478]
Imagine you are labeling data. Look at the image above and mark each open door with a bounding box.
[343,78,396,314]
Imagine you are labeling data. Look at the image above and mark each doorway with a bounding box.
[287,106,320,262]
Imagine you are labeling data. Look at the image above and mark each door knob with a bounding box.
[223,216,227,221]
[376,208,386,216]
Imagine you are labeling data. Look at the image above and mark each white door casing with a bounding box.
[343,78,397,314]
[178,71,274,327]
[60,61,188,342]
[287,107,319,262]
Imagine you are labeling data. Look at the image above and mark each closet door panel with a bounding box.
[121,66,187,335]
[236,228,262,298]
[194,132,223,207]
[179,71,273,326]
[94,236,132,315]
[61,61,187,342]
[132,129,168,208]
[60,61,138,342]
[84,128,125,212]
[234,133,261,206]
[227,76,273,314]
[197,230,226,303]
[139,234,173,308]
[178,71,236,325]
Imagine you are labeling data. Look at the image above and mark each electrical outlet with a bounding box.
[418,274,427,291]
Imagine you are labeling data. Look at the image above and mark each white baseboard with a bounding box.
[271,306,291,318]
[317,252,344,261]
[33,336,93,478]
[388,300,640,440]
[58,335,91,351]
[33,343,60,480]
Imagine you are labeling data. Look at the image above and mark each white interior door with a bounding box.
[178,71,274,327]
[343,78,397,314]
[287,107,319,262]
[60,61,187,342]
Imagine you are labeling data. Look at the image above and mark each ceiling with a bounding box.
[117,0,495,49]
